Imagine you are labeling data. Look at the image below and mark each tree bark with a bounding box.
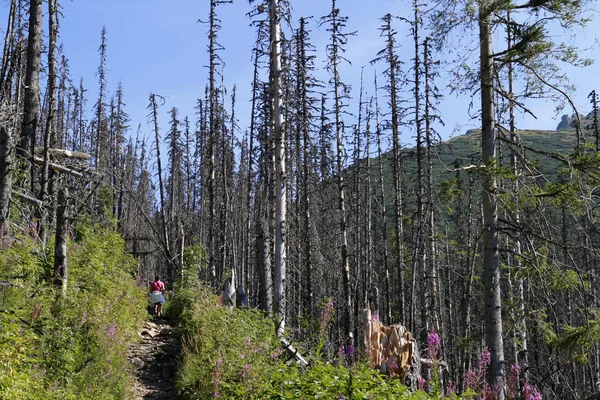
[479,2,505,394]
[20,0,43,191]
[53,187,68,297]
[0,126,13,241]
[270,0,286,336]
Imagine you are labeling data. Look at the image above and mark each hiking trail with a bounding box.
[127,319,180,399]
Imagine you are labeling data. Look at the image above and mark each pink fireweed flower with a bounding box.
[240,363,252,378]
[478,348,491,371]
[528,389,542,400]
[507,363,521,399]
[427,329,440,359]
[524,382,543,400]
[271,347,282,360]
[446,381,456,395]
[418,376,427,391]
[320,298,334,334]
[107,324,117,339]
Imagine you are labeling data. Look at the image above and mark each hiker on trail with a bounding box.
[149,276,166,317]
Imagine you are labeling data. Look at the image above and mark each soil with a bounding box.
[127,318,180,399]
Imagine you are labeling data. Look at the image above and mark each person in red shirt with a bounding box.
[149,276,166,317]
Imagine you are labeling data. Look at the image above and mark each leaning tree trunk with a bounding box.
[479,2,505,395]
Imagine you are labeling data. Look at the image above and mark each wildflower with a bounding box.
[371,312,379,321]
[345,344,357,358]
[507,363,521,399]
[524,382,543,400]
[241,353,246,359]
[271,348,282,360]
[463,369,480,391]
[240,363,252,378]
[337,394,345,400]
[478,347,491,370]
[446,381,456,395]
[418,376,427,391]
[320,298,334,334]
[427,329,441,359]
[528,389,542,400]
[390,358,398,371]
[107,324,117,339]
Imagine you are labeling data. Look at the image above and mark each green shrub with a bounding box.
[0,223,146,399]
[174,285,446,400]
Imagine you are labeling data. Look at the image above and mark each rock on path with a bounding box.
[127,319,180,399]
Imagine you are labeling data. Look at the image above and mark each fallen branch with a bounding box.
[419,358,448,368]
[11,191,42,207]
[47,148,91,160]
[281,338,308,367]
[32,156,83,178]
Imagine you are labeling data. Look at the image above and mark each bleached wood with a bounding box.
[32,156,83,178]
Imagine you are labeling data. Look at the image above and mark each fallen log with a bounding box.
[32,156,83,178]
[35,147,91,160]
[48,148,91,160]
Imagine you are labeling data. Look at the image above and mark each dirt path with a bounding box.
[128,319,180,399]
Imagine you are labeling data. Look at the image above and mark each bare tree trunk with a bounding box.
[506,14,528,380]
[0,0,17,97]
[424,37,440,333]
[149,94,173,279]
[374,76,390,323]
[256,217,273,314]
[0,126,13,240]
[325,0,353,339]
[94,26,107,172]
[270,0,286,336]
[20,0,43,191]
[53,187,68,297]
[479,2,505,394]
[39,0,59,245]
[208,0,218,282]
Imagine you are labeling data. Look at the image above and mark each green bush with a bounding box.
[173,285,443,400]
[0,224,146,399]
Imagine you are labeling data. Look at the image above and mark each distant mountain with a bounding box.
[556,110,598,131]
[402,128,579,181]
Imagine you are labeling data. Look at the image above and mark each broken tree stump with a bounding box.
[363,308,415,380]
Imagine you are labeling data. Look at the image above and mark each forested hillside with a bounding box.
[0,0,599,399]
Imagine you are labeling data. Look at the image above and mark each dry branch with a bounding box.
[281,337,308,366]
[11,191,42,207]
[32,156,83,178]
[48,148,91,159]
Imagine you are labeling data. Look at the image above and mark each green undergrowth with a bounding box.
[170,285,451,400]
[0,223,147,399]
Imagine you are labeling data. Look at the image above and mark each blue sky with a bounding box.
[1,0,598,153]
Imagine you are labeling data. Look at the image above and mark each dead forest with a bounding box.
[0,0,599,398]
